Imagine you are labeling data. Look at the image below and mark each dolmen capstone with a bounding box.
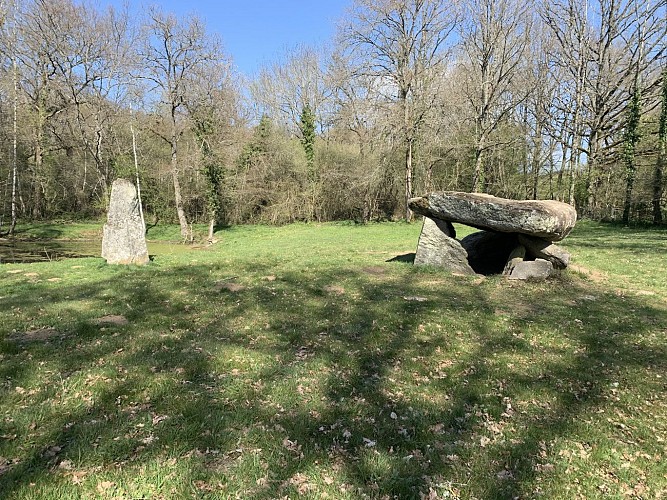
[101,178,149,265]
[409,191,577,280]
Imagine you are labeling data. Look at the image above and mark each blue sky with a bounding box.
[99,1,352,75]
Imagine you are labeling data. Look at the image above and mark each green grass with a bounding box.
[1,220,666,499]
[9,220,213,242]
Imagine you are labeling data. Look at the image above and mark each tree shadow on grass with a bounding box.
[0,260,666,498]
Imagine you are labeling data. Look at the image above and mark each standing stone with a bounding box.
[508,259,554,280]
[101,179,149,265]
[414,217,476,274]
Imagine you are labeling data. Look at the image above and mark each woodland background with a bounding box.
[0,0,665,238]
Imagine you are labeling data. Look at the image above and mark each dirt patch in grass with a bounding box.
[323,285,345,295]
[7,327,63,344]
[93,315,129,326]
[569,264,608,283]
[215,282,245,293]
[362,266,387,276]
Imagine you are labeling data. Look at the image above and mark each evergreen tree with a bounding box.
[191,109,225,241]
[299,104,319,220]
[622,83,642,225]
[299,104,316,174]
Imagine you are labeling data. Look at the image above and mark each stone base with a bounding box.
[508,259,554,280]
[102,223,149,265]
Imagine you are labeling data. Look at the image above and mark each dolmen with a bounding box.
[408,191,577,280]
[101,178,149,265]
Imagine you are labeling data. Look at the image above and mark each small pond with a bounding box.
[0,240,194,264]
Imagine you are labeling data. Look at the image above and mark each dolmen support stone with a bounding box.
[101,178,149,265]
[408,191,577,280]
[414,217,476,275]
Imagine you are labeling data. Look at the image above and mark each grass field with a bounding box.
[1,220,666,499]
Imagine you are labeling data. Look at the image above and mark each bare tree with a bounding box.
[186,57,238,241]
[547,0,666,216]
[0,0,19,234]
[251,45,332,220]
[341,0,458,221]
[8,0,75,219]
[251,45,331,135]
[543,0,592,206]
[32,1,135,205]
[458,0,532,193]
[140,7,225,238]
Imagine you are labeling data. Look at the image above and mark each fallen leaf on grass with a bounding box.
[96,481,115,493]
[323,285,345,295]
[58,459,74,470]
[403,296,427,302]
[363,437,377,448]
[283,438,303,456]
[496,470,514,480]
[70,471,87,485]
[43,445,62,458]
[286,473,312,495]
[151,414,169,425]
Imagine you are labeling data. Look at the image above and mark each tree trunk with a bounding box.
[556,138,568,202]
[531,116,544,200]
[170,111,189,238]
[405,138,414,222]
[9,40,18,236]
[207,219,215,242]
[401,84,414,223]
[131,121,145,232]
[32,141,43,220]
[622,167,636,224]
[654,71,667,225]
[586,130,600,215]
[171,146,189,239]
[654,151,665,225]
[472,140,485,193]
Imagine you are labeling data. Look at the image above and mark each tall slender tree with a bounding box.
[459,0,532,193]
[622,84,642,224]
[654,68,667,225]
[341,0,458,221]
[140,7,224,238]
